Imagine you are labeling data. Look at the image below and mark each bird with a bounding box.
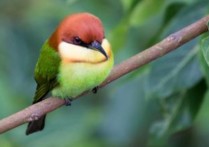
[26,12,114,135]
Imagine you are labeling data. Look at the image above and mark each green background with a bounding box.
[1,0,209,146]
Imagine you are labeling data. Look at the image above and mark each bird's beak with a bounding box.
[89,41,108,60]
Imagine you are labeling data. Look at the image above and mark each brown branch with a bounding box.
[0,15,209,134]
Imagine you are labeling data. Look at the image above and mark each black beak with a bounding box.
[89,41,108,59]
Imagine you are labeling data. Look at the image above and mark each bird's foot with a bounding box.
[64,98,72,106]
[92,86,99,94]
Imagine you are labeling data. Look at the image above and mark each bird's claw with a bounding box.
[64,98,72,106]
[92,86,99,94]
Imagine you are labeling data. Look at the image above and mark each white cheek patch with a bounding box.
[101,39,110,53]
[58,39,110,63]
[59,41,92,61]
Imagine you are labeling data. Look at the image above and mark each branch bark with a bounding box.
[0,15,209,134]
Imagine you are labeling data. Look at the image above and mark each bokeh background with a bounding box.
[1,0,209,146]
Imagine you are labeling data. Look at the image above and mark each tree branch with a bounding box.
[0,15,209,134]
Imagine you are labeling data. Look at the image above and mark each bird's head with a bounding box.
[49,13,111,63]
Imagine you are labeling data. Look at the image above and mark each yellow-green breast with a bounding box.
[52,53,113,98]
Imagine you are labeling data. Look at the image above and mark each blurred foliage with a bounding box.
[1,0,209,146]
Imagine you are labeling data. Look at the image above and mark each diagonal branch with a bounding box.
[0,15,209,134]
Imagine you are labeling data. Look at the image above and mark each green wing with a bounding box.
[33,41,61,103]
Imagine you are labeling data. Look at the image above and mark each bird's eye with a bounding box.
[73,36,82,45]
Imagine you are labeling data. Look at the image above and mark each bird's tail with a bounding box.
[26,115,46,135]
[25,83,52,135]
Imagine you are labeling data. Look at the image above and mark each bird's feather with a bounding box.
[34,41,60,102]
[26,41,60,135]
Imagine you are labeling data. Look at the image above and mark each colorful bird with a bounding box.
[26,12,114,135]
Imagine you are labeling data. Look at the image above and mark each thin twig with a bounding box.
[0,15,209,134]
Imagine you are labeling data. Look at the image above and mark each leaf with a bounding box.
[199,34,209,86]
[145,1,209,145]
[201,34,209,69]
[0,137,14,147]
[108,18,130,53]
[146,1,208,99]
[100,75,149,146]
[120,0,141,12]
[163,2,186,25]
[195,90,209,128]
[149,80,206,146]
[130,0,165,26]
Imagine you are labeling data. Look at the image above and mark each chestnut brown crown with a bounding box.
[49,13,104,49]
